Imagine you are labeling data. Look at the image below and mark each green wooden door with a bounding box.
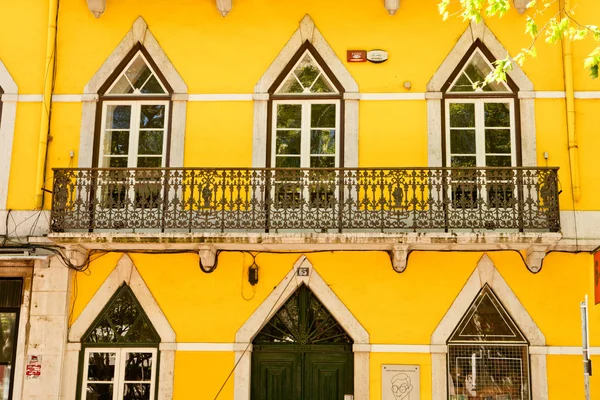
[251,285,354,400]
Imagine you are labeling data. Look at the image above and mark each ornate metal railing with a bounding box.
[50,167,560,232]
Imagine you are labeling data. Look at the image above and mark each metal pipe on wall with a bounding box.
[562,0,581,203]
[34,0,59,209]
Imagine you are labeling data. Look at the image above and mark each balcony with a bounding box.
[50,167,560,233]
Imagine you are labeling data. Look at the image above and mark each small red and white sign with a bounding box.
[26,355,42,379]
[347,50,367,63]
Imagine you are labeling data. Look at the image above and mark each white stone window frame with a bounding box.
[427,21,536,168]
[253,15,359,169]
[430,254,548,400]
[78,16,188,169]
[63,254,176,400]
[0,61,18,210]
[81,347,158,400]
[445,98,517,168]
[271,99,341,168]
[234,255,370,400]
[99,100,171,168]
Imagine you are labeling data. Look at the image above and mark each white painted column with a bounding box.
[0,94,17,210]
[22,258,71,400]
[518,92,537,167]
[353,346,370,400]
[251,94,269,168]
[431,346,448,400]
[343,95,360,168]
[77,94,99,168]
[426,92,443,167]
[530,353,549,400]
[169,94,188,168]
[233,345,252,400]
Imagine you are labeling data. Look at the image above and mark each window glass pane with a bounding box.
[310,156,335,168]
[0,313,16,364]
[451,156,476,167]
[278,75,304,94]
[276,105,301,128]
[275,157,301,168]
[450,130,476,154]
[449,52,511,93]
[104,157,128,168]
[486,155,512,167]
[295,55,320,88]
[103,131,129,156]
[105,105,132,130]
[311,75,335,93]
[485,129,511,154]
[311,104,336,128]
[137,157,162,168]
[124,353,153,381]
[87,352,116,381]
[276,131,301,155]
[449,103,475,128]
[484,103,511,127]
[123,383,151,400]
[450,72,475,92]
[125,55,153,91]
[138,131,164,155]
[139,105,165,129]
[86,383,114,400]
[110,76,134,94]
[310,130,335,155]
[141,75,165,94]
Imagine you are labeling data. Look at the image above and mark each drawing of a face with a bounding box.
[391,373,413,400]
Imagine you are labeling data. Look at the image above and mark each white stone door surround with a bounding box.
[430,254,548,400]
[234,255,370,400]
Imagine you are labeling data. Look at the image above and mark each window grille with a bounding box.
[447,285,530,400]
[0,279,23,308]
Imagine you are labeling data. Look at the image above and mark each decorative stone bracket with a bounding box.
[384,0,400,15]
[392,244,411,273]
[198,246,217,271]
[525,245,551,273]
[513,0,529,14]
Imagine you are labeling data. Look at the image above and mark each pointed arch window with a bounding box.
[95,45,172,170]
[443,43,519,169]
[79,284,160,400]
[447,285,530,399]
[268,42,343,169]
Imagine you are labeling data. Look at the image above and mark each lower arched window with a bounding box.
[447,285,530,399]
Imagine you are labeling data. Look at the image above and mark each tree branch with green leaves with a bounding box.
[438,0,600,86]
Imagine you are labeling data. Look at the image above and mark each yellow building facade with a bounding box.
[0,1,599,400]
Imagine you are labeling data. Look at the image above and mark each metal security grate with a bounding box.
[0,279,23,307]
[448,344,530,400]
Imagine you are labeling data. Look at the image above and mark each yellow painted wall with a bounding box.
[71,250,596,398]
[3,0,600,211]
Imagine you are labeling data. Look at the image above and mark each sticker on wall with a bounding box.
[367,50,388,63]
[25,355,42,379]
[382,364,420,400]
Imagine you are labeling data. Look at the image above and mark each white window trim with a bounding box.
[234,255,370,400]
[81,347,158,400]
[78,17,188,169]
[100,100,170,168]
[0,60,18,210]
[253,15,359,168]
[430,254,548,400]
[427,21,536,167]
[271,99,340,168]
[445,98,517,167]
[64,254,176,400]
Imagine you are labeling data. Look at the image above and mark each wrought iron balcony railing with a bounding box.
[50,167,560,233]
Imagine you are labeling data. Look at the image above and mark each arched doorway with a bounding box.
[251,284,354,399]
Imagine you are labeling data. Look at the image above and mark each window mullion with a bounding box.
[301,101,310,168]
[115,349,125,400]
[129,102,141,168]
[476,101,486,166]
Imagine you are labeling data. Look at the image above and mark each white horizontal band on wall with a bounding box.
[171,343,600,355]
[5,91,600,103]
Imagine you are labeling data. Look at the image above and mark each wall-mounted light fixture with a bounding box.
[216,0,232,17]
[248,261,259,285]
[384,0,400,15]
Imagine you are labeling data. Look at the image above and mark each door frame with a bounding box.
[234,256,370,400]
